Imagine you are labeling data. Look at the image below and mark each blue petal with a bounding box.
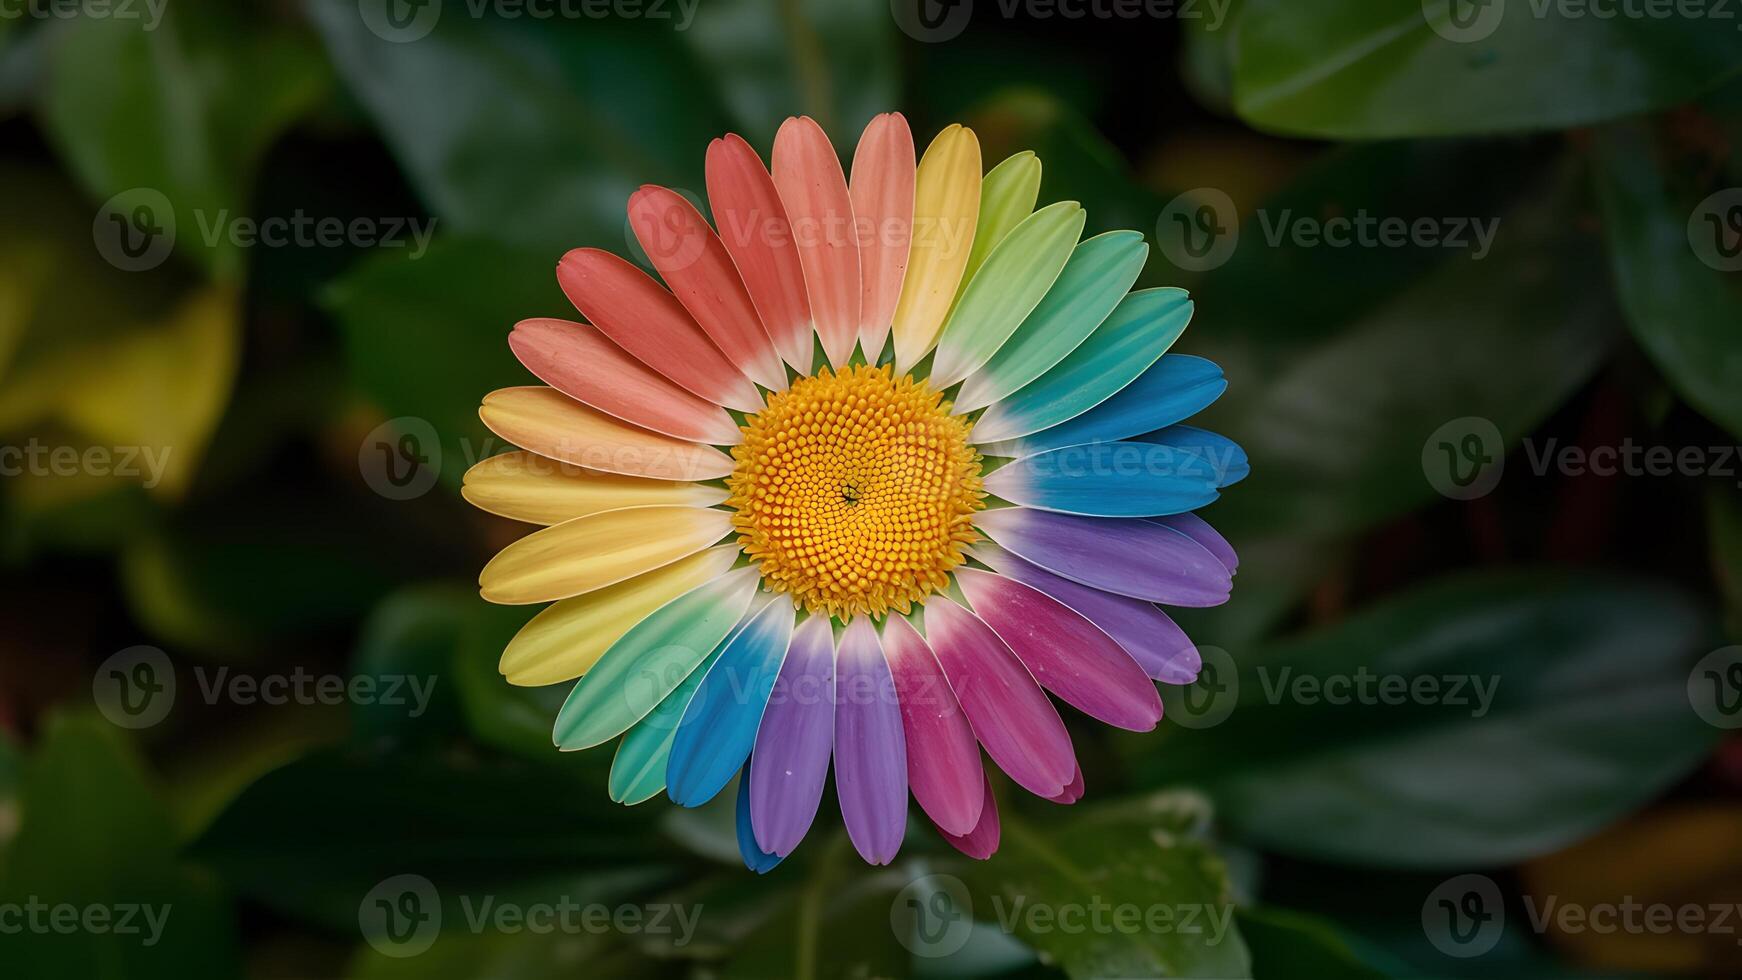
[667,598,795,807]
[1135,424,1249,487]
[983,441,1223,518]
[978,354,1227,458]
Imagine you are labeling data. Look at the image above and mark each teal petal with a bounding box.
[955,231,1149,412]
[971,288,1193,445]
[932,201,1085,387]
[553,566,760,751]
[976,353,1225,458]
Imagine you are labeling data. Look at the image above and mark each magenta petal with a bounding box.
[1152,512,1238,573]
[937,771,1001,860]
[975,508,1231,607]
[883,615,983,836]
[923,598,1075,798]
[957,569,1162,732]
[833,618,908,865]
[972,542,1202,684]
[749,616,836,856]
[1047,765,1085,805]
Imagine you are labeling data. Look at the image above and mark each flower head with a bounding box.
[466,112,1244,870]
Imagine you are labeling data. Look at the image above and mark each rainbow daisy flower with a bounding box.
[464,113,1244,871]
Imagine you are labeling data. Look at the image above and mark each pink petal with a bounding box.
[883,614,984,836]
[557,248,762,413]
[706,134,814,373]
[772,116,861,368]
[923,597,1076,798]
[1047,765,1085,805]
[956,568,1162,732]
[848,112,915,360]
[509,319,741,446]
[937,771,1001,860]
[627,186,787,392]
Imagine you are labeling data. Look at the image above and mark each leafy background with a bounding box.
[2,1,1741,977]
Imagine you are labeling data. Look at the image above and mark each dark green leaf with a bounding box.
[1229,0,1742,138]
[1594,122,1742,439]
[37,0,329,278]
[0,713,238,979]
[1138,571,1721,867]
[959,792,1252,979]
[307,0,732,253]
[350,584,473,744]
[683,0,897,147]
[1236,906,1389,980]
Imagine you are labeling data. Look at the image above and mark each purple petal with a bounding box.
[975,508,1231,606]
[973,541,1202,684]
[736,767,783,873]
[749,616,835,856]
[937,771,1001,860]
[884,615,984,836]
[924,597,1075,798]
[1152,512,1238,573]
[833,617,908,865]
[957,569,1161,732]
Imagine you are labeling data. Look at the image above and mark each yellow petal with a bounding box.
[462,451,728,526]
[479,386,736,482]
[890,124,981,373]
[479,504,733,605]
[499,545,741,685]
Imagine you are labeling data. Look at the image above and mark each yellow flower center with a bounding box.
[728,364,983,619]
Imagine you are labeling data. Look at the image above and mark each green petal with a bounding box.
[552,566,760,750]
[956,231,1148,412]
[607,624,734,804]
[972,288,1193,445]
[932,201,1085,387]
[954,151,1042,300]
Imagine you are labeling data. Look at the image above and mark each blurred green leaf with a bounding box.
[452,599,566,759]
[324,236,556,491]
[683,0,897,147]
[1229,0,1742,138]
[194,746,677,932]
[1197,160,1615,538]
[37,0,329,278]
[350,584,472,745]
[1236,906,1389,980]
[723,838,912,980]
[1140,571,1720,867]
[307,0,732,253]
[0,713,238,978]
[960,792,1251,979]
[0,734,17,872]
[350,929,672,980]
[1595,122,1742,440]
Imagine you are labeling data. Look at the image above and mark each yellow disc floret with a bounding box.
[728,364,983,619]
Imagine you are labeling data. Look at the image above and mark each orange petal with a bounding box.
[479,504,733,605]
[510,318,741,445]
[480,386,735,481]
[849,112,916,362]
[706,134,814,373]
[627,187,787,391]
[461,450,728,526]
[772,116,861,369]
[556,248,762,413]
